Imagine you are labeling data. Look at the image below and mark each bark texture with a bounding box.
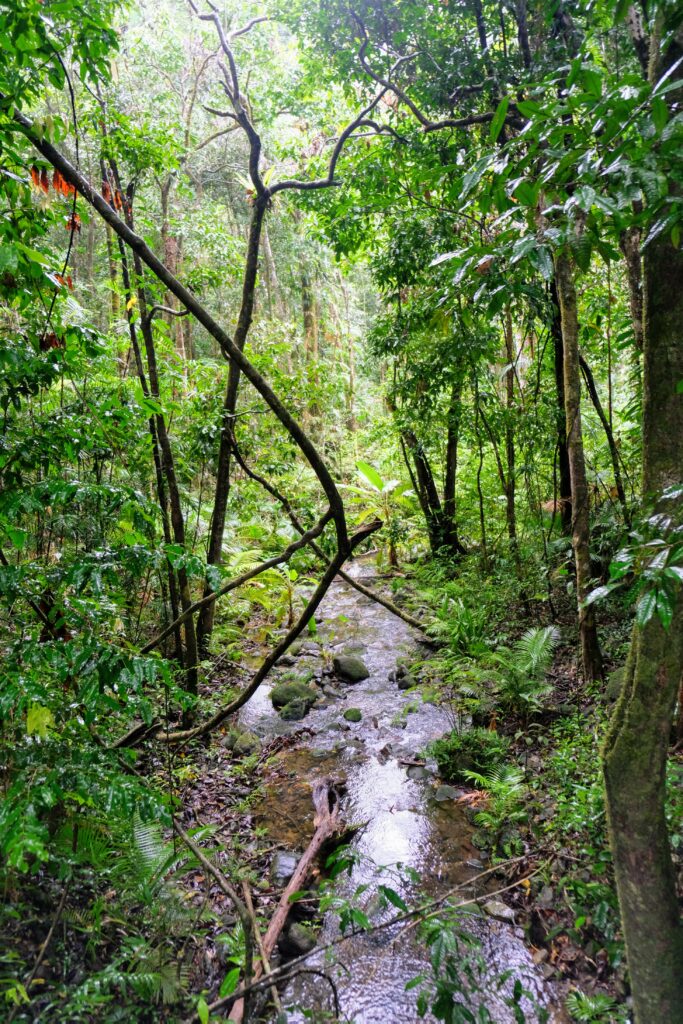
[602,29,683,1020]
[554,249,603,681]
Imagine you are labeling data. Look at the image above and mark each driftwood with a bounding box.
[228,777,342,1023]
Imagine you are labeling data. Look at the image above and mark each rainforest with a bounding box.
[0,0,682,1022]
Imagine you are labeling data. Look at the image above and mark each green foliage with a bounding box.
[565,991,627,1023]
[462,765,527,858]
[428,728,510,786]
[490,627,560,717]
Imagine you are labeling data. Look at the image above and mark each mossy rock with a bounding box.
[280,698,312,721]
[233,731,261,756]
[343,708,362,723]
[333,655,370,683]
[271,680,316,710]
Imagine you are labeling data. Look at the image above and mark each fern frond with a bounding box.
[512,626,560,678]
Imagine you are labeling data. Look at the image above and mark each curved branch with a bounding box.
[11,106,350,554]
[139,510,333,654]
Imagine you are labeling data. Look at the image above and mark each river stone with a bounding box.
[434,784,461,802]
[280,698,311,721]
[407,765,431,781]
[233,731,261,756]
[270,851,300,887]
[343,708,362,723]
[333,655,370,683]
[278,922,317,958]
[483,899,516,923]
[397,673,416,690]
[271,680,316,710]
[278,654,296,667]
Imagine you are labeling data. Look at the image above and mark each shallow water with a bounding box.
[241,560,565,1023]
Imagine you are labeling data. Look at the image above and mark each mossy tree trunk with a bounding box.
[554,249,603,681]
[602,27,683,1021]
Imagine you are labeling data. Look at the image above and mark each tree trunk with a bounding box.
[442,379,466,555]
[550,278,573,534]
[579,353,630,527]
[554,250,603,681]
[197,199,266,654]
[602,29,683,1022]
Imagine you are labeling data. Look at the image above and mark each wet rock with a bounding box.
[343,708,362,723]
[407,766,431,780]
[483,899,516,924]
[333,655,370,683]
[280,698,311,721]
[434,784,460,802]
[397,673,416,690]
[396,663,408,679]
[532,948,549,965]
[233,732,261,756]
[271,680,316,710]
[536,885,554,908]
[278,654,296,667]
[299,642,321,656]
[220,730,240,750]
[541,964,556,981]
[322,685,343,699]
[270,851,300,887]
[388,670,397,682]
[278,922,317,958]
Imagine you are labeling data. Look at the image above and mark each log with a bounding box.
[228,777,342,1022]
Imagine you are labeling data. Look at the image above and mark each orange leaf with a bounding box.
[40,169,50,193]
[30,166,41,189]
[102,181,112,203]
[113,190,123,211]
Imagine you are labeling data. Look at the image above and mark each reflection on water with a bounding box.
[244,560,564,1023]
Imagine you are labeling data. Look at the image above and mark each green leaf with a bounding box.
[655,588,674,630]
[651,96,668,132]
[0,245,18,274]
[356,460,383,491]
[379,884,408,911]
[219,967,240,998]
[581,68,602,100]
[635,589,657,627]
[26,704,55,739]
[489,96,510,143]
[197,996,210,1024]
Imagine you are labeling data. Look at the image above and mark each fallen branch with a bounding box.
[228,777,343,1023]
[192,855,537,1022]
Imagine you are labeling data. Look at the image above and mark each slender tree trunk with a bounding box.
[554,249,603,681]
[550,278,573,534]
[602,30,683,1022]
[503,309,520,563]
[579,354,630,527]
[443,379,466,555]
[197,199,266,654]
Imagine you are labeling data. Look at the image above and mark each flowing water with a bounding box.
[240,560,565,1023]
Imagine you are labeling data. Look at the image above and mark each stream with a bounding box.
[239,560,565,1023]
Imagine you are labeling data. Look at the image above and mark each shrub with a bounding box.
[428,727,509,784]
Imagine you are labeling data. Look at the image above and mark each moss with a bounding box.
[270,680,316,710]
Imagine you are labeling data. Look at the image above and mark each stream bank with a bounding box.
[236,559,567,1023]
